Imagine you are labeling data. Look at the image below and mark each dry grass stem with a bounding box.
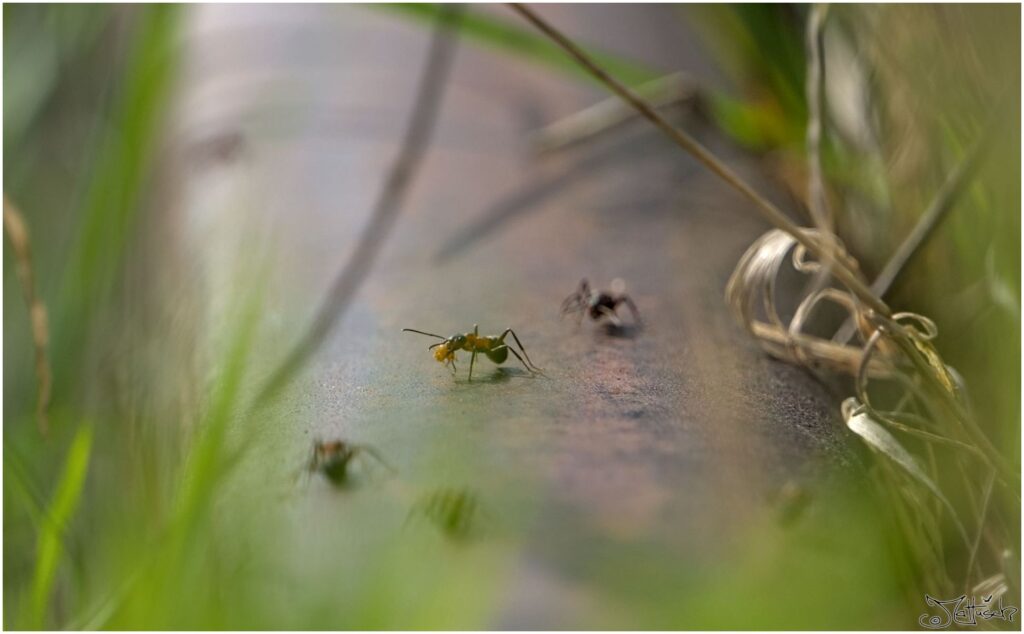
[4,195,51,436]
[530,72,697,153]
[725,228,889,376]
[710,8,1017,594]
[805,3,832,234]
[833,125,992,343]
[509,2,889,316]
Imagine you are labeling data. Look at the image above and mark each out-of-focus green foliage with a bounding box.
[687,4,808,150]
[3,6,513,629]
[852,5,1021,452]
[384,3,663,89]
[25,424,92,629]
[690,3,1020,452]
[3,5,108,153]
[690,2,1020,605]
[3,4,1018,630]
[53,5,181,400]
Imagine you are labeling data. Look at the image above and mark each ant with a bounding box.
[560,278,641,328]
[402,324,544,381]
[306,439,393,487]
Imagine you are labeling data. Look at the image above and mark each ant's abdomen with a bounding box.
[485,345,508,364]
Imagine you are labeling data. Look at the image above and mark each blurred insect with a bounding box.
[561,278,641,327]
[407,487,482,540]
[306,439,394,487]
[402,324,544,381]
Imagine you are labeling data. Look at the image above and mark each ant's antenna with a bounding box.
[402,328,446,339]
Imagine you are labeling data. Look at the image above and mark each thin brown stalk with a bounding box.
[964,468,996,589]
[750,321,889,377]
[872,140,985,296]
[530,72,696,153]
[879,415,988,463]
[834,125,991,343]
[805,3,832,234]
[508,2,889,316]
[3,195,51,436]
[256,7,463,404]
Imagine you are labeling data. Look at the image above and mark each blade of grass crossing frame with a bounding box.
[53,6,181,395]
[382,3,662,88]
[25,424,94,629]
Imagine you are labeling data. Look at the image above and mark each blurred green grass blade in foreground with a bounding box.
[24,424,93,630]
[52,5,181,406]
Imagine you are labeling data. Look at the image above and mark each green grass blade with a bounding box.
[843,399,971,549]
[25,424,93,629]
[51,5,181,399]
[381,4,662,88]
[4,436,50,531]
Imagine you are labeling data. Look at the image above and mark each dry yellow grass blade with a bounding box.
[4,195,51,436]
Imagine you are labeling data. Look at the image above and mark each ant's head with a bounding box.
[314,440,348,459]
[310,439,352,472]
[432,334,467,363]
[448,334,468,349]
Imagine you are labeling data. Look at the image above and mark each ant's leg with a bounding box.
[501,329,544,373]
[597,306,622,328]
[468,324,479,382]
[621,295,642,326]
[356,445,397,475]
[560,293,581,316]
[505,345,538,376]
[564,298,586,324]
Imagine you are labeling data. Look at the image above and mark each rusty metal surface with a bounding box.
[176,4,854,625]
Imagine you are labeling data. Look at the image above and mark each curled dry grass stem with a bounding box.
[842,398,971,549]
[4,195,51,436]
[690,7,1016,598]
[497,18,1019,593]
[856,314,1011,474]
[804,3,832,234]
[851,311,1019,592]
[869,316,1017,486]
[725,228,888,376]
[509,2,889,317]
